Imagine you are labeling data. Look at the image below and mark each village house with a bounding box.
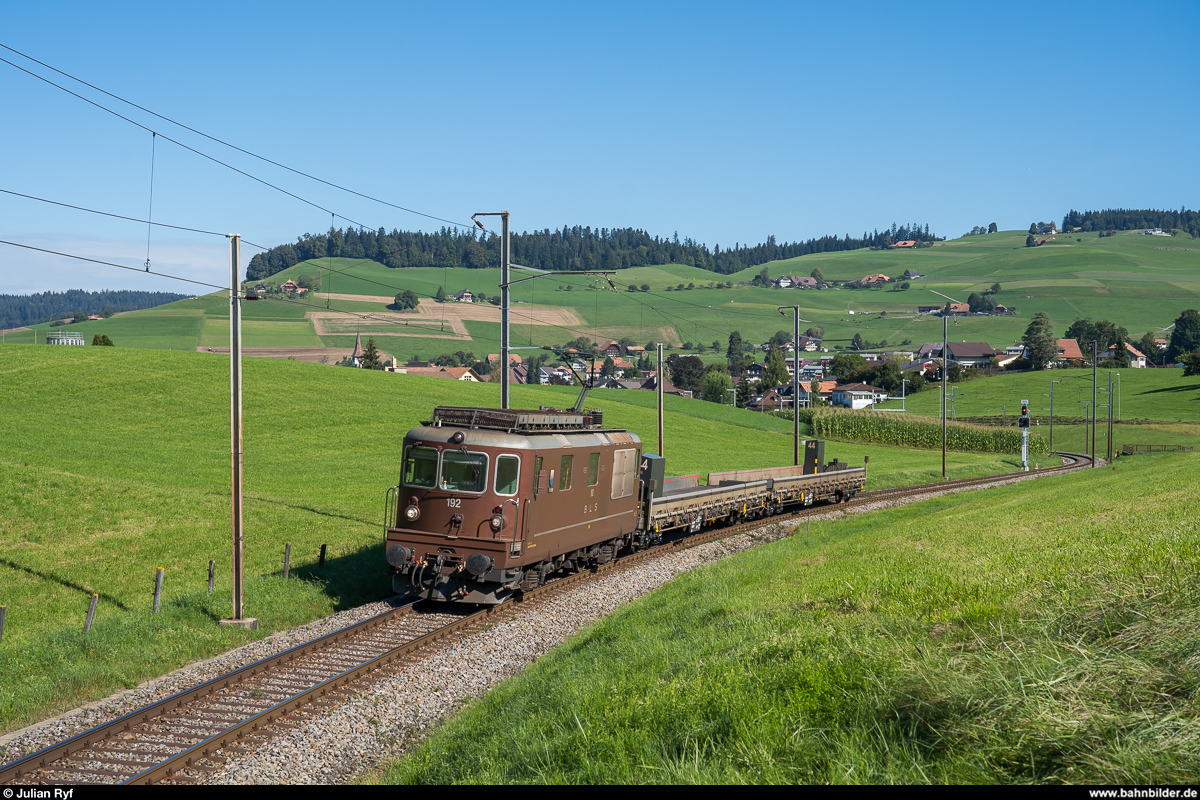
[902,269,923,280]
[1036,221,1057,235]
[400,365,484,382]
[599,340,623,358]
[1054,339,1086,367]
[485,353,523,368]
[831,383,888,409]
[1100,342,1148,368]
[889,240,917,249]
[945,341,1003,368]
[860,273,891,285]
[452,290,474,303]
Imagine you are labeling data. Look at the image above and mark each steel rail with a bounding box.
[1,451,1090,785]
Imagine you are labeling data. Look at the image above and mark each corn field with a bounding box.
[811,409,1050,455]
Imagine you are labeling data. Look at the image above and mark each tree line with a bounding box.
[1020,310,1200,370]
[1061,208,1200,238]
[246,222,942,281]
[0,290,188,330]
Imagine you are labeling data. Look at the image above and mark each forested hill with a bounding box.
[1062,208,1200,237]
[0,290,188,330]
[246,223,941,281]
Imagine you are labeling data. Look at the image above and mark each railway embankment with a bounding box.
[368,451,1199,785]
[0,449,1103,783]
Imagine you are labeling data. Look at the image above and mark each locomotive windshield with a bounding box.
[440,451,487,492]
[403,446,438,488]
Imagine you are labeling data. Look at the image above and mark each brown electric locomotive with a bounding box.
[384,405,643,603]
[384,403,869,604]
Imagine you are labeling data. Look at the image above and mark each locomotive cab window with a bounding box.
[402,446,438,488]
[494,455,520,496]
[440,451,487,493]
[587,452,600,486]
[559,455,574,491]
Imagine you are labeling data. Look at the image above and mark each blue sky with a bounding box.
[1,0,1196,293]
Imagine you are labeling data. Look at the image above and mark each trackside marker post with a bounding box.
[283,543,291,579]
[0,606,6,644]
[84,594,98,632]
[153,568,164,613]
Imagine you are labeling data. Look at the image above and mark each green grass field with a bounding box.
[876,367,1200,422]
[10,228,1197,365]
[0,345,1028,734]
[371,451,1200,785]
[254,228,1200,362]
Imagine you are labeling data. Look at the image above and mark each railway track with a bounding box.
[0,452,1090,785]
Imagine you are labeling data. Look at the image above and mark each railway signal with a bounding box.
[1018,399,1030,471]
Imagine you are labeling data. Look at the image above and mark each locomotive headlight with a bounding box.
[404,504,420,522]
[489,515,504,532]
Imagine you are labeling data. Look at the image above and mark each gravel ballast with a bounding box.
[0,464,1086,783]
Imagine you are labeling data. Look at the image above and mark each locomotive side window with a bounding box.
[495,455,520,496]
[587,452,600,486]
[559,455,574,491]
[403,446,438,488]
[440,451,487,493]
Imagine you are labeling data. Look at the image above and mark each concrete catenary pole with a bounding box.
[793,308,800,466]
[501,212,511,409]
[472,212,512,409]
[221,235,256,630]
[657,343,664,457]
[942,313,948,479]
[1092,340,1098,467]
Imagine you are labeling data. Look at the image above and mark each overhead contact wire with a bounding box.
[0,239,227,290]
[0,55,377,231]
[0,43,473,230]
[0,187,266,248]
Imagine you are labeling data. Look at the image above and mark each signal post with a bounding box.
[1018,399,1031,471]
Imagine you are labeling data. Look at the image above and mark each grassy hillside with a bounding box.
[0,345,1021,732]
[373,451,1200,785]
[878,367,1200,422]
[11,229,1197,364]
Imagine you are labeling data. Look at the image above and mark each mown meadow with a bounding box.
[0,345,1022,734]
[373,451,1200,785]
[8,227,1199,365]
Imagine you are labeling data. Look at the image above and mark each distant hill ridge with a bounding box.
[0,289,188,330]
[246,222,942,281]
[1062,207,1200,237]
